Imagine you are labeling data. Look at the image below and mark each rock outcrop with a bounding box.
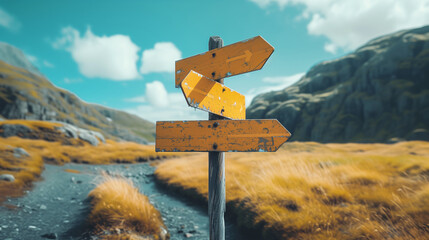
[247,26,429,142]
[0,43,155,144]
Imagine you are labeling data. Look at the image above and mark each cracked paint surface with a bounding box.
[155,119,291,152]
[180,70,245,120]
[175,36,274,87]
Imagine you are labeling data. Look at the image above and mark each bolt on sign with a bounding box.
[155,36,290,240]
[156,36,290,152]
[175,36,274,88]
[180,70,245,119]
[156,119,289,152]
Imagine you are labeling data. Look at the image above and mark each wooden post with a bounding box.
[208,36,226,240]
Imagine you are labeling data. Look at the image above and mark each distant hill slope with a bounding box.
[0,42,42,77]
[0,43,154,143]
[248,26,429,142]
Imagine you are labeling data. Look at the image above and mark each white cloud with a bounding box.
[250,0,289,8]
[53,27,140,80]
[246,72,304,105]
[140,42,181,74]
[125,96,147,103]
[145,81,169,107]
[25,53,54,68]
[64,77,83,84]
[0,7,20,31]
[43,60,54,68]
[125,81,207,122]
[250,0,429,53]
[26,54,38,64]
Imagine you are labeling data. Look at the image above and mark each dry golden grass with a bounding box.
[88,176,168,240]
[0,120,177,204]
[155,141,429,239]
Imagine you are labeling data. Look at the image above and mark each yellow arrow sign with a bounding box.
[156,119,291,152]
[180,71,245,120]
[175,36,274,87]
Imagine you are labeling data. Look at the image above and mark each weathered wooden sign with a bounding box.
[180,70,245,120]
[156,120,290,152]
[175,36,274,87]
[156,36,288,240]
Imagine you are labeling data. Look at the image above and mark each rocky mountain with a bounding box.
[248,26,429,143]
[0,42,42,77]
[0,43,155,143]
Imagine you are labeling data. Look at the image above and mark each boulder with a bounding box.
[0,124,32,138]
[0,174,15,182]
[78,130,99,146]
[55,122,105,146]
[13,147,30,158]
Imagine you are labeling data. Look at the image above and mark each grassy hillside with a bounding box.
[0,60,155,143]
[155,141,429,239]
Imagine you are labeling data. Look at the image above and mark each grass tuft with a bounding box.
[88,176,168,239]
[0,120,178,204]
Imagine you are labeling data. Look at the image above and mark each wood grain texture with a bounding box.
[175,36,274,87]
[155,119,291,152]
[208,36,226,240]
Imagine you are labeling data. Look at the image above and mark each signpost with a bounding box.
[156,36,290,240]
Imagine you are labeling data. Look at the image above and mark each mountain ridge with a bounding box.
[247,25,429,142]
[0,43,155,143]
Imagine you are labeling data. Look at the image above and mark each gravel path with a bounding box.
[0,163,245,240]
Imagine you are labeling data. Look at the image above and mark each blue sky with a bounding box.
[1,0,429,122]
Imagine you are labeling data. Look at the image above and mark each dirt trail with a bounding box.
[0,163,244,240]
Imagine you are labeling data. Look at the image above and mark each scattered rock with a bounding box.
[0,174,15,182]
[55,124,78,139]
[13,147,30,158]
[55,122,105,146]
[41,233,58,239]
[40,204,47,210]
[185,233,194,238]
[78,131,99,146]
[160,226,168,240]
[0,124,32,138]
